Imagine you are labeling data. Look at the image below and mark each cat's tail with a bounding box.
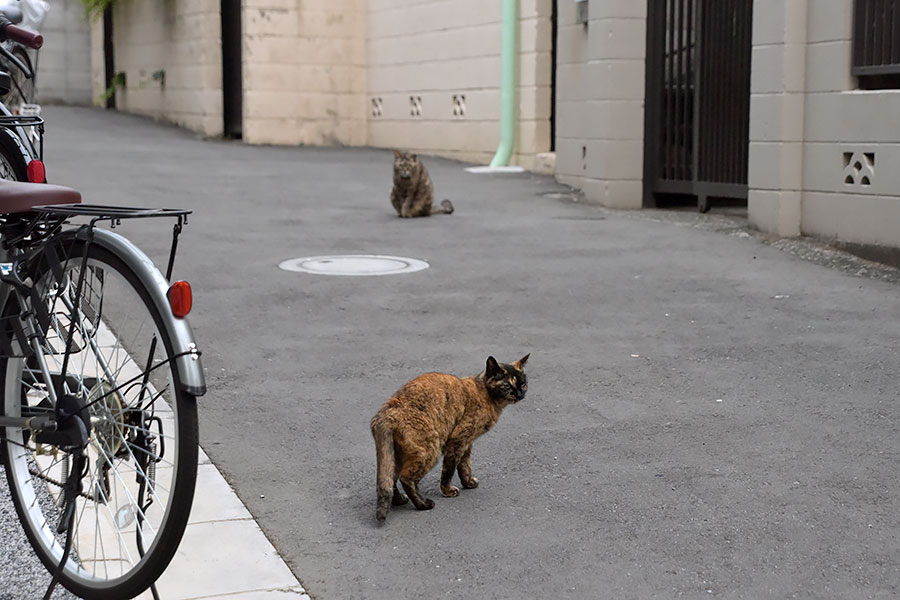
[371,417,396,524]
[435,199,454,215]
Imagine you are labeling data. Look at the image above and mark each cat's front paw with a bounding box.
[416,498,435,511]
[461,477,479,489]
[441,484,460,497]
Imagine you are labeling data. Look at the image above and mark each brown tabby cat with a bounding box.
[370,354,529,523]
[391,150,454,217]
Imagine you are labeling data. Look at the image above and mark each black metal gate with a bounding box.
[642,0,753,211]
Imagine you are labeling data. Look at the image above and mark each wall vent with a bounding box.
[409,96,423,117]
[452,94,466,117]
[842,151,875,188]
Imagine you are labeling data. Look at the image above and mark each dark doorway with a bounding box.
[221,0,242,139]
[550,0,558,151]
[103,6,115,109]
[642,0,753,212]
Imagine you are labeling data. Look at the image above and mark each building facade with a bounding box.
[89,0,553,170]
[558,0,900,250]
[92,0,224,137]
[86,0,900,251]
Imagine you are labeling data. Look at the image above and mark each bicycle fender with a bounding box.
[75,228,207,397]
[0,126,31,171]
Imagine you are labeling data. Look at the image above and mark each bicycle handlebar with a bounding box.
[0,22,42,49]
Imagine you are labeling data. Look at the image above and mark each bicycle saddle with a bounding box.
[0,179,81,213]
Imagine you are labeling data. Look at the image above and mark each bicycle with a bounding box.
[0,0,45,110]
[0,187,204,600]
[0,13,204,600]
[0,2,44,184]
[0,25,205,600]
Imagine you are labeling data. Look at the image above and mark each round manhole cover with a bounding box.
[278,255,429,276]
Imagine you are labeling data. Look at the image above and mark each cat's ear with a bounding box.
[514,353,530,368]
[393,150,401,159]
[485,356,502,378]
[410,153,417,161]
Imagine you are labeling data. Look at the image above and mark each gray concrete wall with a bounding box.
[748,0,900,249]
[554,0,646,209]
[367,0,553,168]
[799,0,900,249]
[242,0,366,146]
[95,0,553,163]
[36,0,92,105]
[106,0,223,137]
[747,0,807,237]
[552,0,900,248]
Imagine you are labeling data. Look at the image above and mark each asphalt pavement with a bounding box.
[3,106,900,600]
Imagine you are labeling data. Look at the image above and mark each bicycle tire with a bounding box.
[0,128,27,181]
[0,237,199,600]
[6,46,35,110]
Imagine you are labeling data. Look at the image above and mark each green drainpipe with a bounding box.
[490,0,518,167]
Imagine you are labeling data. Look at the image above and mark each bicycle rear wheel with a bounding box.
[0,238,198,599]
[0,130,28,181]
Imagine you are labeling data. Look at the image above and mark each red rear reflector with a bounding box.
[167,281,192,318]
[27,160,45,183]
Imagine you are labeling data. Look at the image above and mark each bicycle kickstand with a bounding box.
[43,451,86,600]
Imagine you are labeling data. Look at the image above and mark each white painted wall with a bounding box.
[241,0,368,146]
[100,0,223,137]
[366,0,553,168]
[554,0,646,208]
[748,0,900,248]
[36,0,92,105]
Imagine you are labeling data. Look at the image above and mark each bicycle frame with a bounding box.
[0,18,43,178]
[0,239,23,430]
[0,13,202,599]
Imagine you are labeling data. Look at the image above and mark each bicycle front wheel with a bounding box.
[0,239,199,599]
[6,46,35,111]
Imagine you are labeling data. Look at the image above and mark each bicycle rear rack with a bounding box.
[32,204,191,221]
[31,204,193,280]
[0,114,43,127]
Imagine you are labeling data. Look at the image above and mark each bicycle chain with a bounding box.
[28,466,93,501]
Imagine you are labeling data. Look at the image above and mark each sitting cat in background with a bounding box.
[391,150,454,217]
[370,354,529,523]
